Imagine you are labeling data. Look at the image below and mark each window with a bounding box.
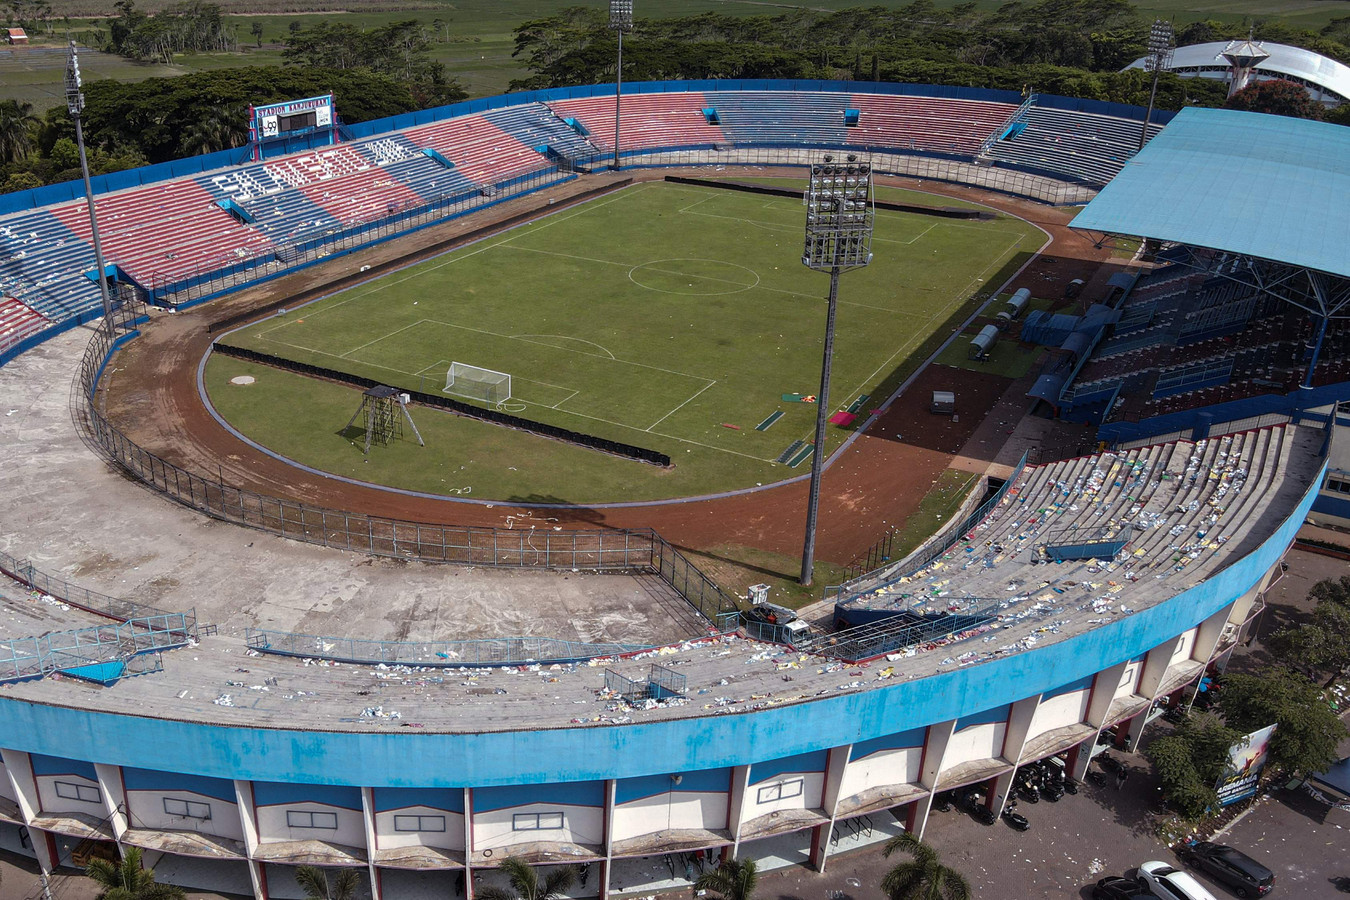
[163,798,212,821]
[756,778,804,805]
[1324,476,1350,495]
[54,781,100,804]
[286,810,338,830]
[394,815,446,833]
[512,812,564,831]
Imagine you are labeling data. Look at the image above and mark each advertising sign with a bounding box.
[1216,723,1277,806]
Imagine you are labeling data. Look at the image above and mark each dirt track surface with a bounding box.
[101,170,1113,565]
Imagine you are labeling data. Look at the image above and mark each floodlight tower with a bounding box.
[1220,32,1269,99]
[609,0,633,170]
[1139,20,1173,152]
[799,154,874,587]
[65,41,113,322]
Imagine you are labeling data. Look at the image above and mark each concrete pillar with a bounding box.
[234,780,265,900]
[360,786,381,900]
[727,764,750,859]
[810,744,851,872]
[990,771,1015,817]
[1072,661,1130,781]
[913,720,956,841]
[600,779,615,900]
[92,764,128,845]
[1,749,40,826]
[463,788,475,900]
[1002,694,1042,767]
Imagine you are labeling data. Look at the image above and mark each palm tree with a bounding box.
[295,865,361,900]
[695,857,758,900]
[880,832,970,900]
[85,846,185,900]
[477,856,578,900]
[0,100,39,165]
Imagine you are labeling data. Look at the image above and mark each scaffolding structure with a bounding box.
[345,385,424,455]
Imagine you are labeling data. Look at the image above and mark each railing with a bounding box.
[827,451,1030,604]
[1114,413,1292,451]
[573,144,1094,205]
[76,311,742,635]
[246,628,643,668]
[0,613,195,684]
[604,663,687,700]
[0,546,187,627]
[978,92,1038,157]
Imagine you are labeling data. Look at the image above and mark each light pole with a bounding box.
[65,40,113,322]
[799,154,874,586]
[1139,20,1173,152]
[609,0,633,170]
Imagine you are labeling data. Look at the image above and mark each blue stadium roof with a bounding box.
[1070,107,1350,278]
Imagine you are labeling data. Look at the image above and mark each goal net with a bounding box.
[445,362,511,405]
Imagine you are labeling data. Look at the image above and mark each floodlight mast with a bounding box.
[799,154,874,586]
[65,41,113,322]
[609,0,633,170]
[1139,20,1173,152]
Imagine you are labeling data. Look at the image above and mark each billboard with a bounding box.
[1216,723,1277,806]
[248,95,336,159]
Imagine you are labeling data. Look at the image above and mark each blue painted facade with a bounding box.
[473,781,605,811]
[122,767,238,802]
[0,467,1318,793]
[29,754,97,780]
[252,781,362,810]
[849,729,927,761]
[374,787,463,813]
[615,768,731,804]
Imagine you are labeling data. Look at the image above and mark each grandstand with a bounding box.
[4,83,1341,900]
[0,80,1170,363]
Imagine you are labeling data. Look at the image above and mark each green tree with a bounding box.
[1145,712,1241,820]
[0,99,39,165]
[85,846,185,900]
[294,866,360,900]
[250,21,263,47]
[1270,575,1350,686]
[1218,667,1348,777]
[477,857,578,900]
[181,103,249,155]
[2,171,43,192]
[695,858,758,900]
[1224,78,1324,120]
[880,831,970,900]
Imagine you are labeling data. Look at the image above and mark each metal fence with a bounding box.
[75,314,742,634]
[246,628,643,668]
[827,451,1030,604]
[575,145,1097,206]
[0,546,189,627]
[1115,413,1293,451]
[0,612,195,684]
[604,663,687,700]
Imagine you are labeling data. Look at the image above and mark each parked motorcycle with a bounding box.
[1001,800,1030,831]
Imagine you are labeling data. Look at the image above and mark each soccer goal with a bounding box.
[445,362,512,405]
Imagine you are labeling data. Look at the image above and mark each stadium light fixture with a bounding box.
[609,0,633,170]
[799,154,874,586]
[1139,19,1174,152]
[65,40,113,322]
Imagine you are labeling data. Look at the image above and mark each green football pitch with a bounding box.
[206,180,1041,503]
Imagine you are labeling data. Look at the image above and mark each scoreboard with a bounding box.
[248,94,336,159]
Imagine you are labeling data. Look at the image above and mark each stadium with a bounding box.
[0,76,1346,900]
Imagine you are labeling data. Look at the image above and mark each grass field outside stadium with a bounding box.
[206,180,1042,504]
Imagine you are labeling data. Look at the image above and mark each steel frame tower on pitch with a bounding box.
[799,154,874,586]
[65,40,113,321]
[345,385,424,455]
[609,0,633,170]
[1139,20,1173,152]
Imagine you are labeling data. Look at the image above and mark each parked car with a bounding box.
[1093,875,1153,900]
[1180,842,1275,897]
[1139,861,1220,900]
